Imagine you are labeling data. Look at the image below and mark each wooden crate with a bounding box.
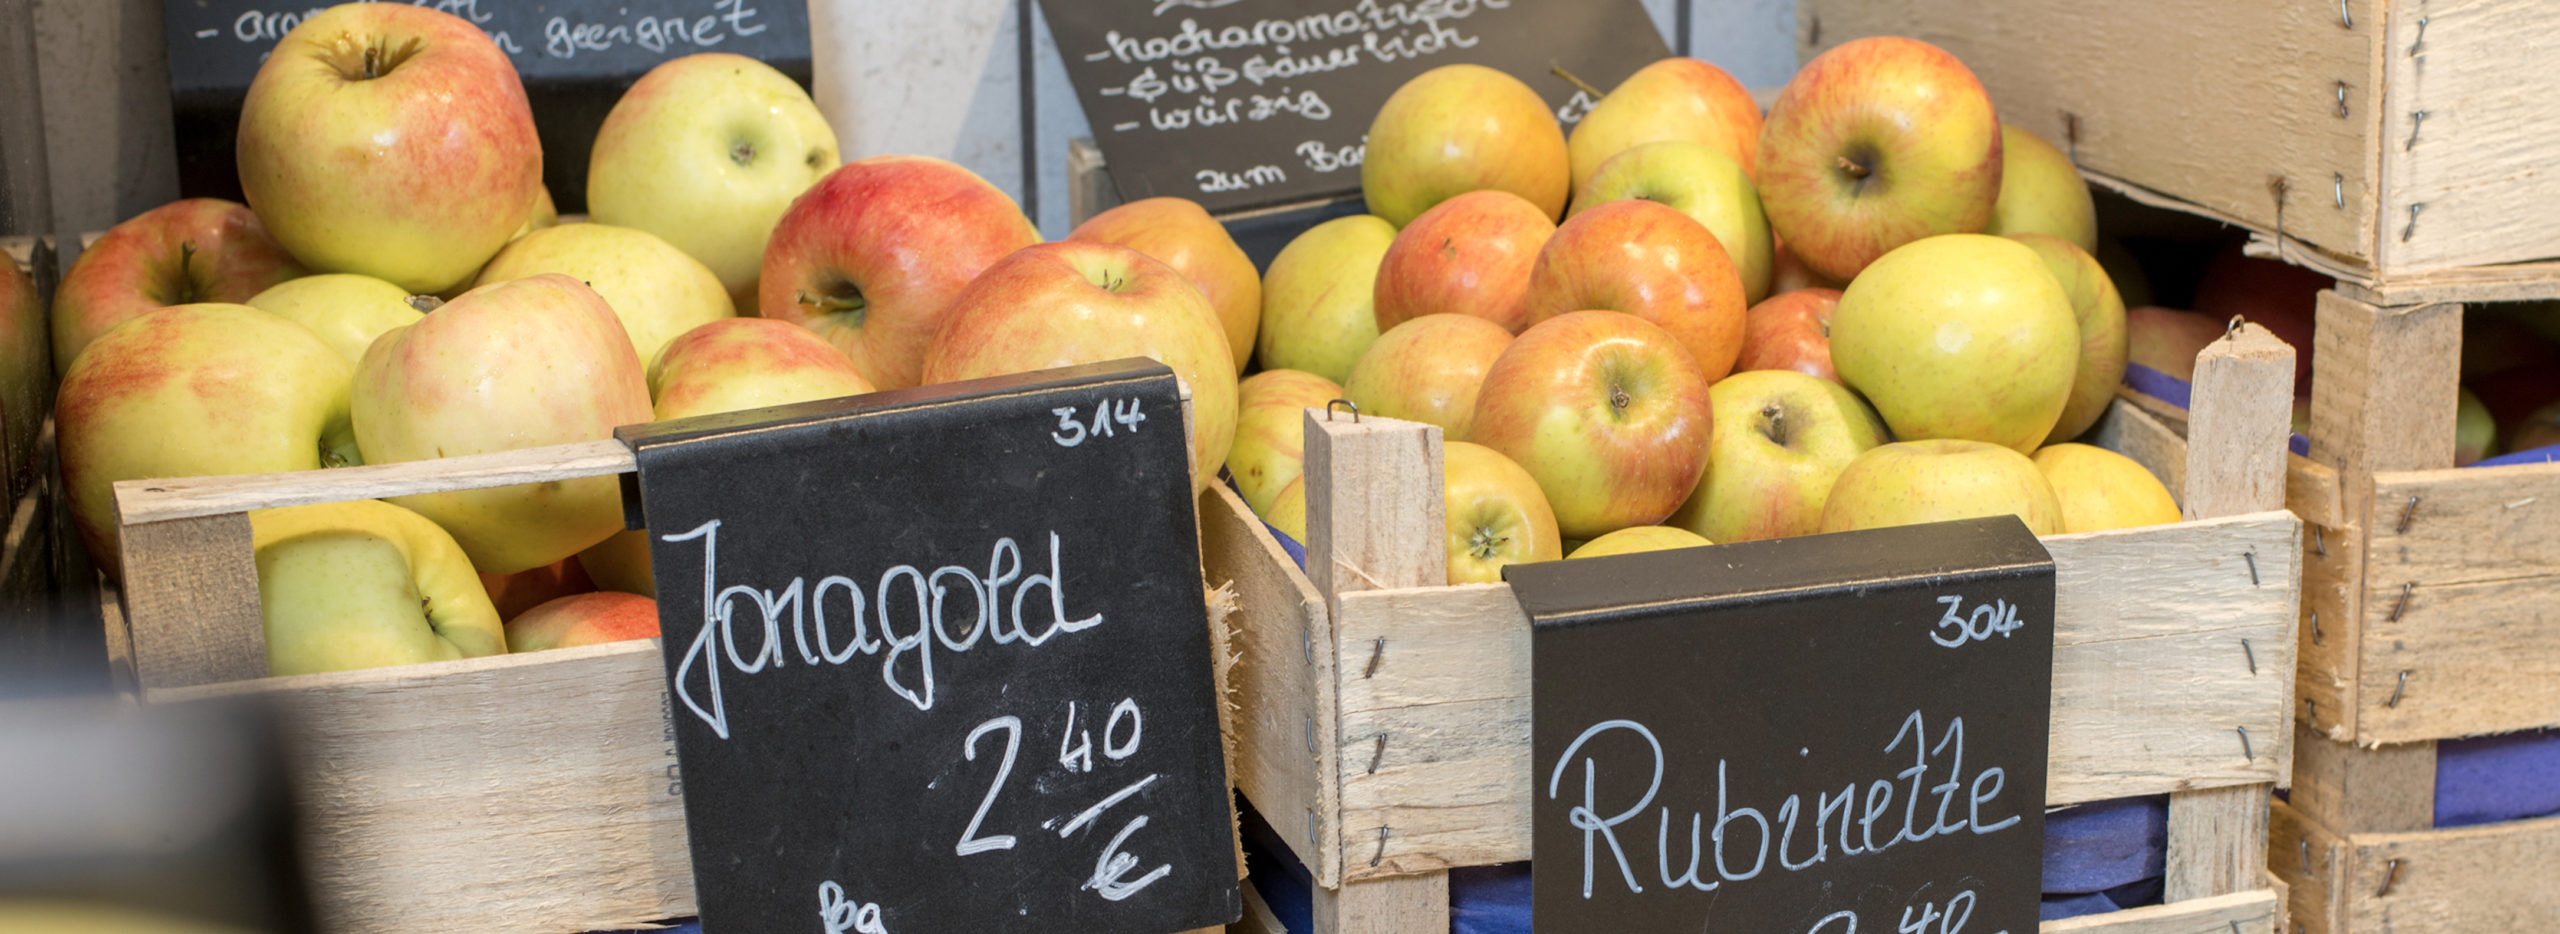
[1799,0,2560,305]
[1204,330,2307,932]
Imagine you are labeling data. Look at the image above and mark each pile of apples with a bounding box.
[1228,38,2195,584]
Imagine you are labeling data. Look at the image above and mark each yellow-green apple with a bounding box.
[251,499,507,675]
[2009,233,2128,445]
[245,273,425,367]
[578,531,655,599]
[354,274,651,574]
[1227,369,1343,517]
[512,185,559,241]
[2126,306,2223,382]
[236,3,540,294]
[479,556,596,623]
[1758,37,2002,281]
[1343,314,1513,442]
[505,591,661,652]
[1373,190,1554,334]
[1442,439,1563,584]
[1258,214,1394,383]
[1566,57,1763,192]
[1818,439,2064,535]
[1571,141,1775,304]
[2456,388,2497,466]
[478,223,734,369]
[1567,525,1710,559]
[650,317,875,420]
[1831,234,2078,453]
[920,241,1238,492]
[0,255,44,498]
[1734,288,1843,381]
[1070,197,1260,373]
[1470,311,1714,539]
[2192,247,2321,392]
[1523,198,1749,382]
[1264,475,1309,544]
[1983,125,2097,252]
[1362,64,1569,226]
[2031,442,2179,532]
[590,53,838,297]
[1770,235,1847,294]
[50,198,305,371]
[761,155,1039,390]
[57,304,354,579]
[1669,369,1887,543]
[2510,400,2560,453]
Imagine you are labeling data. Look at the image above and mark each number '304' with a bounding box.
[1931,596,2025,648]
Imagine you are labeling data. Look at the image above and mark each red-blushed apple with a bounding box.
[1758,37,2002,281]
[245,273,425,367]
[1818,439,2065,536]
[1070,197,1260,373]
[1734,288,1843,380]
[1769,235,1847,294]
[760,155,1040,391]
[50,198,305,371]
[1259,214,1395,383]
[1523,198,1749,383]
[505,591,661,653]
[589,53,839,297]
[1831,234,2079,453]
[1442,440,1563,584]
[1983,125,2097,252]
[1669,369,1887,543]
[1566,57,1763,190]
[513,185,559,240]
[479,556,596,623]
[2009,233,2129,445]
[919,241,1238,492]
[1343,314,1513,442]
[236,4,540,294]
[1470,311,1714,539]
[251,499,507,675]
[58,303,353,580]
[0,254,44,499]
[1363,64,1570,227]
[354,274,652,575]
[2031,443,2180,532]
[1572,141,1775,304]
[2126,306,2224,382]
[1567,525,1711,559]
[1373,190,1555,334]
[650,317,875,421]
[2456,388,2497,466]
[2192,246,2321,393]
[477,223,735,370]
[1227,369,1343,518]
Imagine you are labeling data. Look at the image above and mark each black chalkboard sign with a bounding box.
[159,0,813,212]
[1515,517,2056,934]
[618,358,1239,934]
[1038,0,1671,215]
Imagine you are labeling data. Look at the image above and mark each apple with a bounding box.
[57,304,353,580]
[1343,315,1514,442]
[354,274,652,575]
[1734,288,1844,381]
[2031,443,2180,533]
[1070,197,1260,373]
[650,317,875,421]
[236,4,540,294]
[0,253,45,498]
[1572,141,1775,304]
[1669,369,1887,543]
[1758,37,2002,281]
[2192,246,2322,393]
[1818,440,2065,536]
[761,155,1040,391]
[1373,190,1555,334]
[2126,306,2226,382]
[1442,440,1563,584]
[2510,400,2560,453]
[480,556,597,623]
[478,223,735,369]
[1470,311,1714,540]
[2094,239,2157,311]
[1362,64,1570,227]
[251,499,507,675]
[2456,388,2498,466]
[578,531,655,599]
[1566,57,1763,190]
[505,591,661,653]
[2009,234,2129,445]
[589,53,837,297]
[50,198,306,371]
[245,273,426,367]
[514,185,559,240]
[1983,125,2098,252]
[1769,235,1848,294]
[1567,525,1711,560]
[1264,475,1309,545]
[1227,369,1344,518]
[920,241,1238,492]
[1523,198,1749,382]
[1259,215,1394,383]
[1831,234,2079,453]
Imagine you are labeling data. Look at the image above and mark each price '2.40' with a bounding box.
[956,699,1171,903]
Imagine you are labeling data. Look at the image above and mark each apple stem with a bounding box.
[1761,403,1789,447]
[1549,64,1605,100]
[1610,387,1633,411]
[363,45,381,80]
[1835,155,1872,180]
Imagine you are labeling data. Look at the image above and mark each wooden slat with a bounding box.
[2352,573,2560,742]
[155,640,693,933]
[2168,784,2273,904]
[1200,483,1332,878]
[2367,463,2560,585]
[2088,396,2190,508]
[2288,454,2345,531]
[2374,0,2560,274]
[2271,799,2347,934]
[2037,889,2279,934]
[113,439,636,525]
[2307,292,2463,480]
[2332,812,2560,933]
[2331,256,2560,307]
[1328,512,2301,873]
[1233,886,1285,934]
[1311,872,1447,934]
[2295,509,2363,744]
[2290,722,2436,834]
[114,512,262,690]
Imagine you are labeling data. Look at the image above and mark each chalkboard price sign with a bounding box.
[1514,517,2056,934]
[619,359,1239,934]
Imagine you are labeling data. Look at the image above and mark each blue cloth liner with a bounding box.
[2474,441,2560,468]
[2436,728,2560,828]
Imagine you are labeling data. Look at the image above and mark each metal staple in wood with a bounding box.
[2333,172,2345,209]
[1325,398,1359,423]
[2242,638,2258,675]
[2339,0,2352,28]
[1364,637,1384,678]
[2244,550,2260,585]
[2236,725,2253,761]
[2404,203,2425,242]
[2377,857,2402,897]
[2300,840,2312,876]
[2410,16,2429,54]
[2310,609,2324,646]
[1371,826,1388,867]
[2389,581,2414,623]
[1368,733,1386,775]
[2388,670,2410,708]
[2406,110,2427,151]
[1304,717,1316,754]
[2396,495,2420,533]
[2314,525,2327,557]
[2335,81,2350,117]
